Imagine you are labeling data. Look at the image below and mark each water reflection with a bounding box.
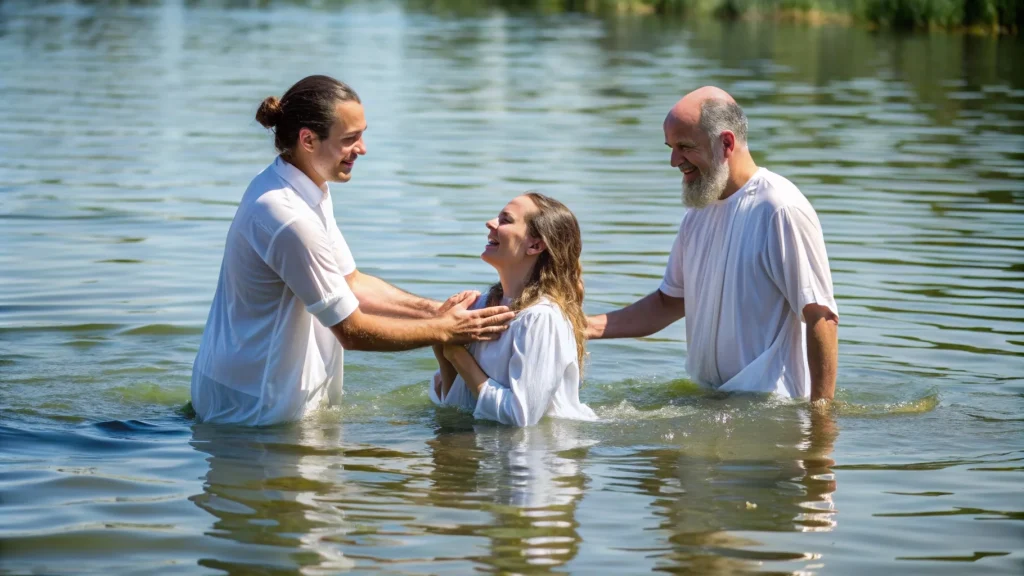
[603,403,838,573]
[189,423,353,574]
[426,414,594,572]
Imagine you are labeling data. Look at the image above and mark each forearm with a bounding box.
[806,317,838,402]
[446,347,490,399]
[587,290,685,339]
[433,345,458,396]
[348,270,440,319]
[331,310,446,352]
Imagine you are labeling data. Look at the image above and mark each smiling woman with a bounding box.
[430,193,596,427]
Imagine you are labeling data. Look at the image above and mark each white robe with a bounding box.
[429,297,598,427]
[659,168,838,398]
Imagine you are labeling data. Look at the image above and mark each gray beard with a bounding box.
[682,152,729,209]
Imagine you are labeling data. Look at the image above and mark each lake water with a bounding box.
[1,1,1022,574]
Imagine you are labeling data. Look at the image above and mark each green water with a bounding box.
[1,1,1022,574]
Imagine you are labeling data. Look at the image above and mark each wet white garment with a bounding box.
[191,157,359,426]
[429,297,598,427]
[659,168,838,399]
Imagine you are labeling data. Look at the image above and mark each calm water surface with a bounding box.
[1,1,1022,574]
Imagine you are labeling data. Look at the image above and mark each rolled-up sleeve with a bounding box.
[473,378,527,426]
[264,217,359,327]
[765,206,838,320]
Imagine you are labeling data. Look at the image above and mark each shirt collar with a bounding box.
[271,156,330,207]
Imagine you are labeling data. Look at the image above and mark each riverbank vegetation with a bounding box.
[432,0,1021,32]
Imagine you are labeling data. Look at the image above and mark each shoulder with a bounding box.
[745,169,820,228]
[514,298,571,330]
[240,171,307,233]
[755,170,815,212]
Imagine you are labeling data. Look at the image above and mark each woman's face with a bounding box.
[481,195,542,271]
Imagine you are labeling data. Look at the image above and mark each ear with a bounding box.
[298,127,319,154]
[721,130,736,159]
[526,238,547,256]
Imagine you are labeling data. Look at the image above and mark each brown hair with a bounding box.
[487,193,587,377]
[255,75,361,156]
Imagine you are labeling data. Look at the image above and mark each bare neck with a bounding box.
[497,260,536,302]
[282,153,326,189]
[719,151,760,201]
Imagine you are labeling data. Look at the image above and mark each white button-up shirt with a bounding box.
[191,157,360,426]
[659,168,838,399]
[430,297,598,426]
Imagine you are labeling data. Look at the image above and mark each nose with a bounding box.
[355,136,367,156]
[486,218,498,232]
[670,148,683,168]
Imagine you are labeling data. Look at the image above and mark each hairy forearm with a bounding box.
[586,290,685,339]
[348,270,440,319]
[332,310,446,352]
[807,316,838,402]
[446,346,489,399]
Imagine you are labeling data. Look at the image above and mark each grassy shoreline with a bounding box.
[484,0,1022,33]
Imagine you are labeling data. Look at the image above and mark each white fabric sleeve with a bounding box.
[264,217,360,327]
[428,371,442,406]
[765,206,838,320]
[472,309,570,427]
[326,215,357,276]
[658,221,686,298]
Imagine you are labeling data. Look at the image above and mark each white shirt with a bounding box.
[429,297,598,426]
[191,157,360,426]
[660,168,838,399]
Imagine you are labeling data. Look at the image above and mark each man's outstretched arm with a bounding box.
[330,292,515,352]
[586,290,685,340]
[346,269,441,319]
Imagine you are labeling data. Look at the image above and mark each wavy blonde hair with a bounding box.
[487,192,586,377]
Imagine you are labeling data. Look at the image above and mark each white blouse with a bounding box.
[191,157,360,426]
[429,297,598,427]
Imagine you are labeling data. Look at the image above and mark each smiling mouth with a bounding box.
[682,166,697,175]
[486,239,499,247]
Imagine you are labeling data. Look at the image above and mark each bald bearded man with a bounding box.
[587,87,839,402]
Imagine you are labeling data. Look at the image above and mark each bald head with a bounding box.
[665,86,747,146]
[668,86,736,122]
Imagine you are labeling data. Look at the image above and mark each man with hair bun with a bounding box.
[190,75,515,426]
[587,86,839,403]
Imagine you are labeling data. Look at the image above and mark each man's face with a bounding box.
[664,114,728,209]
[310,100,367,184]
